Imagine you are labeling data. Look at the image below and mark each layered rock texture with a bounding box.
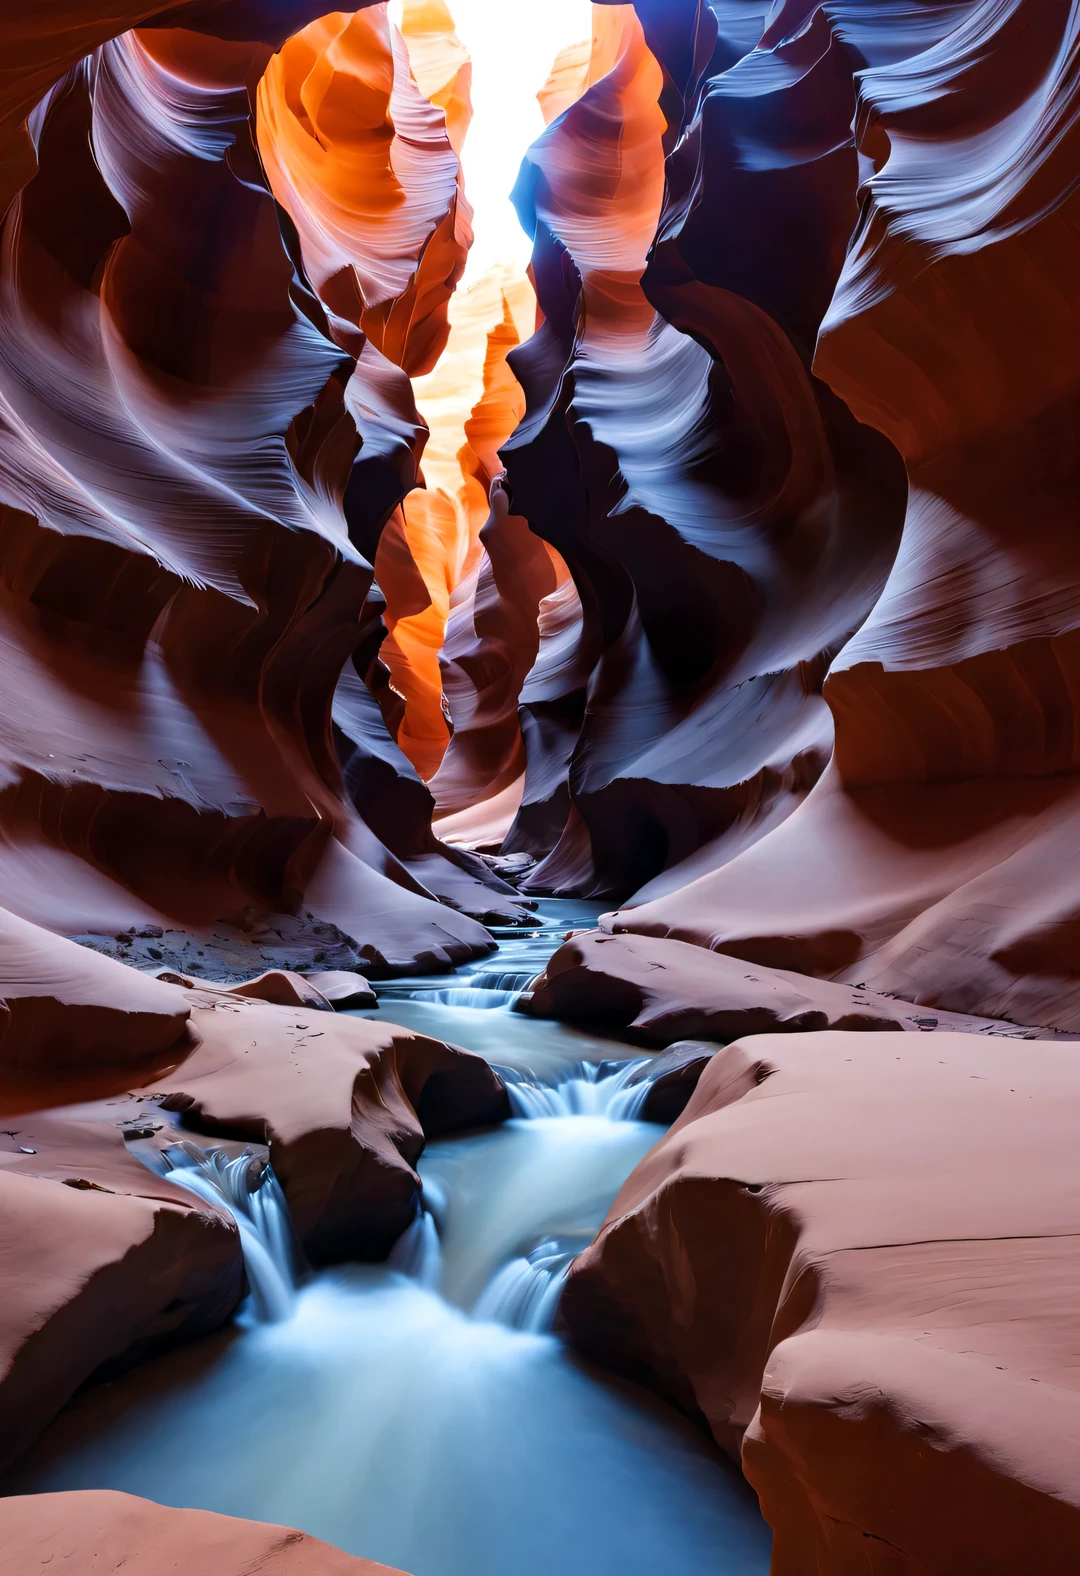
[500,1,907,898]
[3,0,1080,1573]
[0,0,512,972]
[591,0,1080,1028]
[561,1030,1080,1573]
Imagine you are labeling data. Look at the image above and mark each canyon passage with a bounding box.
[1,0,1078,1572]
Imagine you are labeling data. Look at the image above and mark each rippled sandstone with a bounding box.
[501,1,906,898]
[605,0,1080,1028]
[0,1,494,976]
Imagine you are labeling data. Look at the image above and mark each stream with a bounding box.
[3,900,770,1575]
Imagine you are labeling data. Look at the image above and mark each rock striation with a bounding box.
[3,1,1080,1571]
[500,0,906,898]
[0,0,495,973]
[561,1029,1080,1573]
[601,0,1080,1027]
[257,6,469,378]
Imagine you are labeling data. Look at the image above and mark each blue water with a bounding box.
[3,900,769,1576]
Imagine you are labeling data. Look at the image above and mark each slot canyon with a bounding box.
[0,0,1077,1571]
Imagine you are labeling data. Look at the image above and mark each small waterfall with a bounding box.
[159,1144,302,1323]
[420,986,523,1009]
[499,1060,653,1120]
[375,969,540,1011]
[388,1206,443,1290]
[473,1238,580,1332]
[463,969,540,994]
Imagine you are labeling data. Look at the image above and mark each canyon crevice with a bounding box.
[1,1,1078,1573]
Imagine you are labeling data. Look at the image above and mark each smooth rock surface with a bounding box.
[0,909,191,1074]
[525,930,1039,1044]
[228,970,335,1012]
[0,1119,241,1473]
[561,1030,1080,1573]
[150,983,510,1262]
[304,969,378,1009]
[0,1490,406,1574]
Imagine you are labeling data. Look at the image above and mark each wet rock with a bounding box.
[150,983,510,1264]
[303,970,378,1009]
[628,1041,717,1125]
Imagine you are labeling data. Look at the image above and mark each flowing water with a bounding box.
[3,899,770,1575]
[139,1143,302,1324]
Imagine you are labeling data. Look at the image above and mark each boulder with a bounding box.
[561,1030,1080,1573]
[524,929,1044,1044]
[627,1041,716,1124]
[228,970,335,1011]
[303,969,378,1009]
[0,1119,241,1473]
[150,983,510,1262]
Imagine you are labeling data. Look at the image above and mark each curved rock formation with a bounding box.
[0,1491,407,1575]
[0,955,509,1473]
[150,982,510,1262]
[227,968,336,1010]
[376,268,537,784]
[399,0,472,157]
[0,1,492,975]
[501,1,906,898]
[607,0,1080,1027]
[256,5,470,376]
[561,1029,1080,1573]
[331,574,533,924]
[4,1,1079,1568]
[430,476,562,826]
[297,968,377,1008]
[0,908,191,1073]
[0,1117,242,1473]
[523,928,1045,1044]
